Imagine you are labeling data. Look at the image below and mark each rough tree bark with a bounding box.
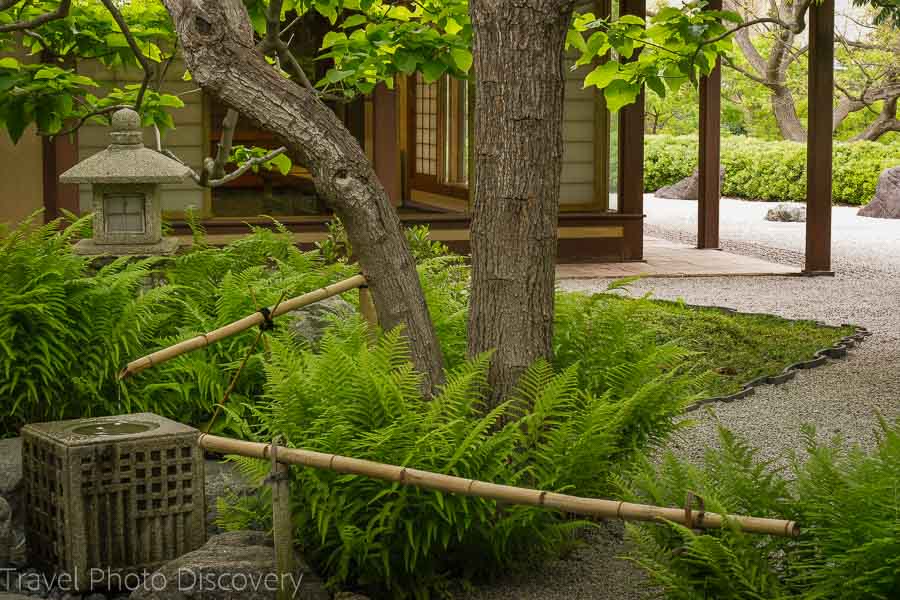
[161,0,445,393]
[467,0,575,405]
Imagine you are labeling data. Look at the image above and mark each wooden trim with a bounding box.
[805,0,833,274]
[593,0,612,212]
[42,132,80,221]
[364,95,375,162]
[618,0,646,260]
[697,0,722,250]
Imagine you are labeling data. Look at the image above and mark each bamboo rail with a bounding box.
[119,274,368,379]
[198,433,800,538]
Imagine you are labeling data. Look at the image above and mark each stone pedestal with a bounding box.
[73,237,180,256]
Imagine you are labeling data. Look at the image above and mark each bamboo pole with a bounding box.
[119,274,368,379]
[358,285,379,340]
[198,434,800,538]
[269,441,294,600]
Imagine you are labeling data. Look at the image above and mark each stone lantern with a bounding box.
[60,108,191,255]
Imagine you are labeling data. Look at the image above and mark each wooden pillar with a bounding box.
[372,85,403,207]
[42,133,80,222]
[618,0,646,260]
[697,0,722,249]
[805,0,834,274]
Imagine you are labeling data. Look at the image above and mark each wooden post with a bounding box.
[358,285,379,339]
[618,0,646,260]
[270,443,294,600]
[805,0,834,274]
[697,0,722,249]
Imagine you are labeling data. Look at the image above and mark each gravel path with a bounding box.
[463,196,900,600]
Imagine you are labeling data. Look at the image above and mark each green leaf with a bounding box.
[33,68,59,81]
[0,57,20,71]
[268,153,292,175]
[604,78,639,112]
[444,18,463,36]
[326,69,354,84]
[342,14,368,29]
[646,75,666,99]
[421,60,446,83]
[394,50,419,75]
[321,31,347,50]
[450,48,472,73]
[583,61,620,89]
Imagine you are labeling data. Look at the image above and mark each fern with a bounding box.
[215,315,705,599]
[621,420,900,600]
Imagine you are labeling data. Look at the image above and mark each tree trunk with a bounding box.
[771,85,807,142]
[162,0,445,393]
[467,0,574,405]
[852,97,900,141]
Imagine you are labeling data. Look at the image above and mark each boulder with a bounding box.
[0,497,10,565]
[858,166,900,219]
[0,438,23,558]
[287,295,355,345]
[204,460,256,536]
[129,531,329,600]
[654,166,725,200]
[765,203,807,222]
[333,594,371,600]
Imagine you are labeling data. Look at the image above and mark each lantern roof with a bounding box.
[59,108,193,185]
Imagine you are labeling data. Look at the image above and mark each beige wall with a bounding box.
[0,41,44,228]
[76,59,207,217]
[0,126,44,227]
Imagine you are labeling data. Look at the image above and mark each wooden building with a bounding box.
[2,0,836,272]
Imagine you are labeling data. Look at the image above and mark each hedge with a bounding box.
[644,134,900,205]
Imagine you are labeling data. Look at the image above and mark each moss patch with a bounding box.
[602,295,857,398]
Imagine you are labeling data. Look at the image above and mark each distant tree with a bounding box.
[724,0,900,142]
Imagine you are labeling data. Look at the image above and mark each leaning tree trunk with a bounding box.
[467,0,575,406]
[162,0,444,393]
[771,85,807,142]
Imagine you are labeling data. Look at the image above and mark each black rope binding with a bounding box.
[258,307,276,331]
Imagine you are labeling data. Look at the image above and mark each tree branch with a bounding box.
[0,0,70,33]
[207,146,287,187]
[98,0,154,109]
[211,108,239,179]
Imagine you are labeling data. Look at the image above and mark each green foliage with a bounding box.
[562,292,856,398]
[570,3,740,111]
[130,221,355,436]
[0,0,180,140]
[316,0,472,96]
[0,213,355,437]
[0,212,172,434]
[621,419,900,599]
[229,145,293,176]
[645,134,900,205]
[220,315,705,598]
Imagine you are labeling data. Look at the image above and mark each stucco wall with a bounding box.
[0,42,44,227]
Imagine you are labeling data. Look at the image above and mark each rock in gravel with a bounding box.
[288,295,355,345]
[129,531,329,600]
[765,203,806,222]
[858,166,900,219]
[655,166,724,200]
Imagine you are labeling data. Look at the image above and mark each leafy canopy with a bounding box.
[0,0,763,143]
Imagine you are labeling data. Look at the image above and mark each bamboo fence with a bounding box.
[199,433,800,538]
[119,274,368,379]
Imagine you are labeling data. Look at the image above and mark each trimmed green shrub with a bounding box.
[645,134,900,205]
[220,315,706,598]
[620,420,900,599]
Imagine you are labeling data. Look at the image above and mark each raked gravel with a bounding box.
[460,196,899,600]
